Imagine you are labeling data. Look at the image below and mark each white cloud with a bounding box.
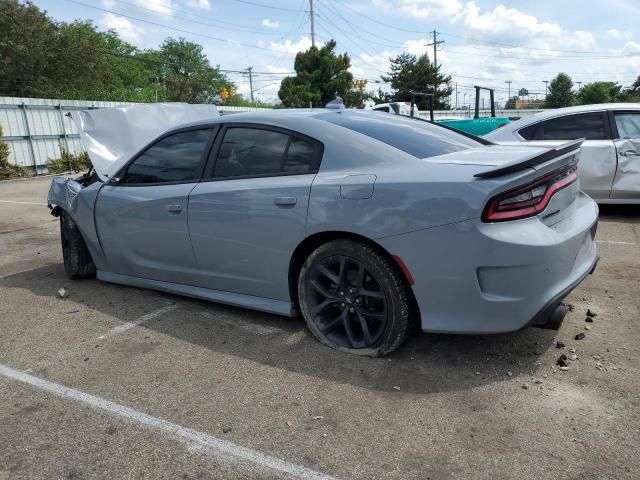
[99,13,144,43]
[605,28,632,40]
[452,2,562,42]
[101,0,116,7]
[130,0,176,16]
[373,0,463,18]
[262,19,280,29]
[270,36,312,55]
[186,0,211,10]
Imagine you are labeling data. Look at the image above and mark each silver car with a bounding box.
[48,104,598,356]
[485,103,640,203]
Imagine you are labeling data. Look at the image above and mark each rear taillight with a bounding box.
[482,164,578,222]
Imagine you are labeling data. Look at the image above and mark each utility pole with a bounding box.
[543,80,549,98]
[455,81,458,110]
[426,30,444,70]
[309,0,316,47]
[247,67,254,102]
[577,81,582,90]
[505,80,512,101]
[426,30,444,101]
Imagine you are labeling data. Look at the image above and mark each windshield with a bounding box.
[316,111,482,158]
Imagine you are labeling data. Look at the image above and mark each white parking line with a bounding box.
[98,304,179,340]
[596,240,636,245]
[0,200,47,205]
[0,364,338,480]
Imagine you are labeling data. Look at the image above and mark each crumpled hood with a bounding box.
[71,103,219,182]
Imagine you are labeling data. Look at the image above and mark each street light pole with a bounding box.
[505,80,512,103]
[543,80,549,98]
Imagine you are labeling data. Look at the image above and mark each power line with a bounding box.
[108,0,286,36]
[228,0,301,12]
[62,0,278,52]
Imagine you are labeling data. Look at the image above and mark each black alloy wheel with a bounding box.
[298,239,412,356]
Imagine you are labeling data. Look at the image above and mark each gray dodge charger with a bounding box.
[48,103,599,356]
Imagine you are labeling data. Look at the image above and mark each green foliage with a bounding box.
[0,2,234,103]
[544,73,575,108]
[504,96,519,109]
[381,52,452,110]
[0,126,29,179]
[278,40,363,108]
[48,149,91,174]
[576,82,620,104]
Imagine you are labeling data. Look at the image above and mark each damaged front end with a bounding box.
[47,173,108,270]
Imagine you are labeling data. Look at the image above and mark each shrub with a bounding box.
[0,125,29,179]
[48,149,92,174]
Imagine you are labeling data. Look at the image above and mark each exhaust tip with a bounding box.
[533,303,569,330]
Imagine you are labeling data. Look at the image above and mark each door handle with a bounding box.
[620,150,640,156]
[273,196,297,206]
[166,204,183,214]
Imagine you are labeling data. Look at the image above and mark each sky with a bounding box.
[33,0,640,106]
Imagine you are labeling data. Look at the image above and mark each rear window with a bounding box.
[518,123,539,140]
[316,111,481,158]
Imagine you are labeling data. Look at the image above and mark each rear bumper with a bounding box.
[528,254,599,329]
[378,192,599,334]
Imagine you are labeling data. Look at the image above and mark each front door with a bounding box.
[188,125,322,301]
[95,128,215,284]
[612,110,640,200]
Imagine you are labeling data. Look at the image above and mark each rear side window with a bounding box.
[373,105,390,113]
[123,129,213,184]
[540,113,607,140]
[213,127,317,178]
[517,123,539,140]
[614,112,640,139]
[317,111,481,158]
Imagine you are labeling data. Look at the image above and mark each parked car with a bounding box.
[48,104,598,356]
[370,102,417,116]
[485,103,640,203]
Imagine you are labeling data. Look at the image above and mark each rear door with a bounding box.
[187,124,323,301]
[95,128,216,284]
[611,110,640,200]
[524,111,615,200]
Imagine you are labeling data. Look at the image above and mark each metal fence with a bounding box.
[0,97,273,174]
[0,96,547,174]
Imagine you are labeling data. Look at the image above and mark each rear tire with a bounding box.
[298,239,411,357]
[60,212,96,278]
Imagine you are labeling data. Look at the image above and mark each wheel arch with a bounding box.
[288,231,420,317]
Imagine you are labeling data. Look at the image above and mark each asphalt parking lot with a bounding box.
[1,176,639,480]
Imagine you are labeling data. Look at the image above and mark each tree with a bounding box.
[381,52,452,110]
[0,2,238,103]
[576,82,622,105]
[544,73,575,108]
[632,75,640,92]
[278,40,360,108]
[150,38,232,103]
[504,96,518,109]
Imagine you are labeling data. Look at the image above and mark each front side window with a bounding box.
[614,112,640,139]
[123,129,213,184]
[213,127,317,178]
[540,113,606,141]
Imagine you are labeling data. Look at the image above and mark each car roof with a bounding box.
[486,102,640,137]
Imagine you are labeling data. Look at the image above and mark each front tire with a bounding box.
[298,239,411,356]
[60,212,96,279]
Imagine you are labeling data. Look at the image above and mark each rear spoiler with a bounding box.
[474,138,584,179]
